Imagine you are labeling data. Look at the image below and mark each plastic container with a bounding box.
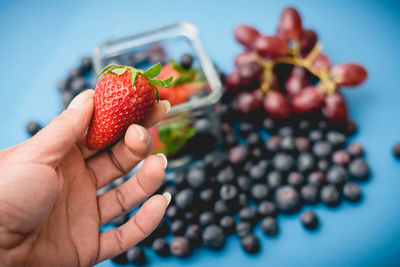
[92,22,223,168]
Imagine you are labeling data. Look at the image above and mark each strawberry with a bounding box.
[156,62,204,106]
[86,63,172,150]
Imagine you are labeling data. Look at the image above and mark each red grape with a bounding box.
[285,66,310,96]
[277,7,303,40]
[233,91,262,114]
[235,51,258,67]
[234,25,261,49]
[291,86,324,114]
[330,63,367,86]
[255,35,288,59]
[312,53,331,71]
[238,62,262,88]
[263,90,291,119]
[225,70,241,93]
[322,93,348,123]
[300,29,317,55]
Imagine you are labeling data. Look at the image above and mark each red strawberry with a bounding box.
[86,63,172,150]
[156,63,203,106]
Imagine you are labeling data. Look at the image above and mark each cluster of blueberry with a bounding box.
[108,108,369,265]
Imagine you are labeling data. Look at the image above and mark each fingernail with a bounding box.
[68,89,94,109]
[156,153,168,169]
[132,125,147,143]
[160,100,170,114]
[163,192,172,206]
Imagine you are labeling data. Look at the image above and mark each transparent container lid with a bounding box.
[92,22,223,116]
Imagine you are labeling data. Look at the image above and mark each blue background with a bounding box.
[1,0,400,266]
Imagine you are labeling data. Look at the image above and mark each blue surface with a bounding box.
[1,0,400,266]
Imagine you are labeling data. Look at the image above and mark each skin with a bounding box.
[0,90,171,266]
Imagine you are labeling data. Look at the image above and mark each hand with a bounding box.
[0,90,171,266]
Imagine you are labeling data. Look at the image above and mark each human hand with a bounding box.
[0,90,171,266]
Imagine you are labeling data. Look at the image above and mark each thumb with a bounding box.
[28,89,94,168]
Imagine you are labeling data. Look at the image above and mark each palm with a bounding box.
[0,91,170,267]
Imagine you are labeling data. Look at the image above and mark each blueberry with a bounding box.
[238,206,257,224]
[278,126,294,137]
[199,211,215,227]
[68,67,83,79]
[326,165,348,185]
[166,205,181,221]
[275,185,300,212]
[203,225,225,249]
[317,159,330,172]
[220,215,236,235]
[204,151,229,172]
[318,120,329,132]
[312,141,332,158]
[238,193,249,207]
[220,184,238,203]
[262,118,276,133]
[70,76,86,95]
[251,184,270,203]
[287,172,305,188]
[280,136,296,152]
[217,166,235,184]
[307,171,326,187]
[241,234,260,254]
[26,121,42,136]
[345,120,357,136]
[80,56,92,73]
[326,131,346,149]
[239,122,254,138]
[295,137,310,152]
[300,210,318,230]
[258,201,277,217]
[246,132,263,148]
[297,120,311,133]
[111,252,128,264]
[170,236,191,257]
[229,145,248,166]
[236,221,252,238]
[57,79,69,92]
[348,142,364,157]
[175,189,194,210]
[62,91,74,107]
[180,53,193,69]
[265,136,281,154]
[224,134,238,149]
[109,213,128,227]
[343,182,361,202]
[331,150,350,166]
[152,238,170,257]
[214,200,230,216]
[308,130,323,142]
[126,246,146,265]
[249,147,265,162]
[249,163,268,181]
[171,220,186,236]
[297,152,316,173]
[187,167,206,188]
[273,153,295,172]
[164,185,178,196]
[199,188,215,203]
[320,185,340,206]
[267,171,284,189]
[300,185,319,204]
[237,175,252,193]
[261,217,278,236]
[185,224,202,247]
[184,210,198,223]
[348,158,370,180]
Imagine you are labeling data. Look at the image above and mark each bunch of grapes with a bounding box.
[225,7,367,124]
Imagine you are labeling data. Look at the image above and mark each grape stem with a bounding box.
[258,42,337,96]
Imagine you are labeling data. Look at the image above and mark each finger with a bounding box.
[78,99,170,159]
[96,193,171,263]
[26,90,94,168]
[97,154,167,224]
[86,125,160,189]
[142,100,170,128]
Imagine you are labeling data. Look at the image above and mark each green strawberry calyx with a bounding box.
[96,62,173,101]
